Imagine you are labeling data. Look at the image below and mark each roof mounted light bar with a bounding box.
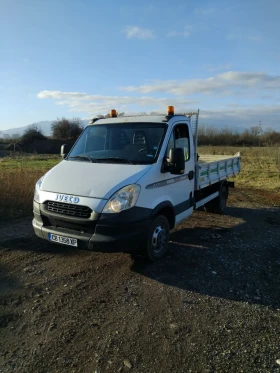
[89,107,199,124]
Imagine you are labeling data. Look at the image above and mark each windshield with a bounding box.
[67,122,166,164]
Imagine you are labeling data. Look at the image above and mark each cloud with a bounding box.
[119,71,280,96]
[37,70,280,130]
[201,105,280,119]
[37,89,280,129]
[37,90,196,116]
[197,105,280,129]
[227,33,262,42]
[122,26,155,40]
[167,26,192,38]
[37,91,87,99]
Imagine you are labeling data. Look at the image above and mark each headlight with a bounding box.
[102,184,141,214]
[34,176,44,203]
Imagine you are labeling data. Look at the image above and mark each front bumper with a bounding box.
[33,201,152,252]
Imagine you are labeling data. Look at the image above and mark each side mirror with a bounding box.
[168,148,185,174]
[61,144,68,159]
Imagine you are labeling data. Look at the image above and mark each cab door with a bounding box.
[164,121,195,224]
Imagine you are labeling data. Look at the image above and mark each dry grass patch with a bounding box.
[198,146,280,192]
[0,168,43,218]
[0,155,60,220]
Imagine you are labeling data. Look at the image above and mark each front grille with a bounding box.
[46,216,96,234]
[46,201,92,218]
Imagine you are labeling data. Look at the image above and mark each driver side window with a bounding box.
[165,124,190,161]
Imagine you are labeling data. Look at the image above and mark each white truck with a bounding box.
[33,106,241,260]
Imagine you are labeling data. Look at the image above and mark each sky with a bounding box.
[0,0,280,131]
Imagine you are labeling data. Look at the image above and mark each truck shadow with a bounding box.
[131,206,280,309]
[0,237,85,257]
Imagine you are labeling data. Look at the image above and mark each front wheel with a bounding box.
[144,215,170,261]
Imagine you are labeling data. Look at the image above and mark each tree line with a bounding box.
[21,117,280,147]
[198,124,280,146]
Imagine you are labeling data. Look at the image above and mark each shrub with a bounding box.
[51,118,84,140]
[22,124,46,143]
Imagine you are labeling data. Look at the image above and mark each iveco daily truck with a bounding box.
[33,106,241,260]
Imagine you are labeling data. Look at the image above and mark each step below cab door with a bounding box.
[164,121,195,225]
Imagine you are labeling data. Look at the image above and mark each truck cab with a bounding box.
[33,106,240,260]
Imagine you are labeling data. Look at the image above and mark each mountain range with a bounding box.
[0,120,90,138]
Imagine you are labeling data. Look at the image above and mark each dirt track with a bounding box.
[1,188,280,373]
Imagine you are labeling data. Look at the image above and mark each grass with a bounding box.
[0,148,279,220]
[0,154,60,220]
[198,146,280,191]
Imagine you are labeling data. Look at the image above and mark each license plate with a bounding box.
[48,233,78,247]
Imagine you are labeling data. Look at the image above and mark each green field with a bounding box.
[0,147,279,220]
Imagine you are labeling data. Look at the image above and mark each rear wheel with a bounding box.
[204,184,228,214]
[144,215,170,261]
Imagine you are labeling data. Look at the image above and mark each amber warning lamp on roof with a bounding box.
[167,106,174,116]
[110,109,117,117]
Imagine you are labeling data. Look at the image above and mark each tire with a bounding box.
[144,215,170,261]
[204,184,228,214]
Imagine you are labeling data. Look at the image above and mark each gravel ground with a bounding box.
[0,188,280,373]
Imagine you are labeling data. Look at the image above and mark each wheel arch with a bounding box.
[151,201,175,230]
[210,179,229,196]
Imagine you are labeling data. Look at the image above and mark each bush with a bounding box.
[51,118,84,140]
[21,125,46,143]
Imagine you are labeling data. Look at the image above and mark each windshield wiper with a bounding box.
[94,157,134,164]
[69,154,93,163]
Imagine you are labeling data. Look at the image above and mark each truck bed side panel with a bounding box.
[196,155,241,190]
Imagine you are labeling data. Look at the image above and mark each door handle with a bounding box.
[188,170,194,180]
